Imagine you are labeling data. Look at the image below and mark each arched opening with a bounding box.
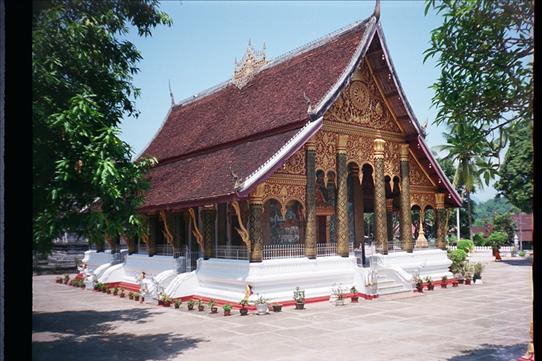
[361,164,375,245]
[424,205,436,247]
[327,171,337,243]
[263,199,305,245]
[411,205,421,241]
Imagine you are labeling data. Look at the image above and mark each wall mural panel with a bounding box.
[262,181,305,217]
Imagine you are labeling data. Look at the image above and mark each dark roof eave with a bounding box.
[138,193,242,214]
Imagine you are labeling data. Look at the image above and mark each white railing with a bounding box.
[262,244,305,260]
[214,246,249,260]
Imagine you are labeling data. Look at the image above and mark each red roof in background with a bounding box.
[512,213,533,242]
[142,20,369,162]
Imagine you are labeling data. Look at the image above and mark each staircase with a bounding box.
[375,265,413,296]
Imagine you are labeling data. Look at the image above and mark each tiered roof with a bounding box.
[139,10,461,212]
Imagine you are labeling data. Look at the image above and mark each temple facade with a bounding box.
[84,7,461,304]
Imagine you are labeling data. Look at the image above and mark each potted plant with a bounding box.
[55,276,63,284]
[239,299,249,315]
[254,295,268,315]
[128,291,134,300]
[63,274,70,284]
[451,279,459,287]
[350,286,359,303]
[113,287,119,296]
[174,299,181,309]
[134,292,140,301]
[160,293,172,307]
[464,272,472,285]
[293,287,305,310]
[271,303,283,312]
[106,287,112,294]
[415,277,423,293]
[197,299,205,312]
[187,299,195,310]
[208,299,218,313]
[473,262,484,284]
[119,290,126,298]
[456,272,465,284]
[441,276,448,288]
[223,304,232,316]
[332,284,346,306]
[425,276,434,291]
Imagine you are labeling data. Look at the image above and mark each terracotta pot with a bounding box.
[120,294,125,298]
[351,296,359,303]
[295,302,305,310]
[428,285,434,291]
[465,279,472,285]
[163,301,171,307]
[129,295,134,300]
[272,304,282,312]
[441,283,447,288]
[211,306,218,313]
[416,286,423,293]
[198,305,205,312]
[224,309,231,316]
[174,303,180,309]
[134,296,140,301]
[240,308,249,316]
[458,279,464,284]
[187,304,194,310]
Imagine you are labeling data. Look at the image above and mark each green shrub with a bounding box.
[473,233,486,246]
[457,239,475,253]
[519,250,526,257]
[486,231,508,248]
[448,249,467,274]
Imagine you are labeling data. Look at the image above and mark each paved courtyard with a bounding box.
[32,258,533,361]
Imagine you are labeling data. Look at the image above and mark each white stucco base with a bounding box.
[82,249,454,302]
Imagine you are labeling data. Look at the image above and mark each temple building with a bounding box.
[84,4,461,304]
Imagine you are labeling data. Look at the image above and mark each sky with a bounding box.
[119,0,498,202]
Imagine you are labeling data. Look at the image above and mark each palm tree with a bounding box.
[439,122,498,240]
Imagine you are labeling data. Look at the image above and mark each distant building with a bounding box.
[470,223,493,238]
[512,213,533,250]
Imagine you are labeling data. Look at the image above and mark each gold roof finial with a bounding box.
[233,40,268,89]
[373,0,381,21]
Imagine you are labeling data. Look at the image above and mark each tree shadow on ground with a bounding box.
[447,343,527,361]
[32,332,207,361]
[501,259,532,267]
[33,309,157,335]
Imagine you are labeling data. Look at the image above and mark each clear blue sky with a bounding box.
[119,0,497,202]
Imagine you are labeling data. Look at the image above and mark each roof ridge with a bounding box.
[172,17,370,110]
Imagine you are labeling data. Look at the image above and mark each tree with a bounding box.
[494,121,533,212]
[473,195,520,226]
[438,122,496,240]
[493,212,517,244]
[425,0,533,168]
[33,0,171,254]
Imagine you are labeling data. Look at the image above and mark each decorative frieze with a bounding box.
[410,192,436,210]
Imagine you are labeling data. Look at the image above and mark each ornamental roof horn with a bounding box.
[233,40,268,89]
[373,0,381,21]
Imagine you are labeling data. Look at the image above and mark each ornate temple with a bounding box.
[84,4,461,304]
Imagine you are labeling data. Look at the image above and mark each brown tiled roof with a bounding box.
[140,128,300,211]
[141,20,370,162]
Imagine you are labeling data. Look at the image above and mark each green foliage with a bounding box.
[472,262,484,278]
[425,0,533,168]
[519,250,526,257]
[486,231,508,248]
[493,212,517,243]
[472,233,486,246]
[448,249,467,274]
[223,304,232,312]
[33,0,171,254]
[473,196,520,226]
[457,239,474,253]
[495,122,533,213]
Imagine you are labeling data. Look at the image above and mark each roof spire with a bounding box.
[168,80,175,106]
[373,0,381,21]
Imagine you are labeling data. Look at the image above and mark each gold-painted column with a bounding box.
[336,134,349,257]
[353,171,365,250]
[249,184,264,262]
[386,198,394,252]
[436,193,447,250]
[305,139,317,259]
[399,144,413,252]
[201,205,217,260]
[374,139,388,255]
[415,207,429,248]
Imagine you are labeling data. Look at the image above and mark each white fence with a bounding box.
[448,245,516,263]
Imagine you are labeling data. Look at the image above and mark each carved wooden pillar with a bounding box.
[386,198,394,251]
[352,171,364,250]
[148,214,157,257]
[374,139,388,255]
[415,207,429,248]
[305,139,317,259]
[399,144,413,252]
[201,205,216,260]
[126,235,137,255]
[436,193,447,250]
[249,184,264,262]
[336,135,349,257]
